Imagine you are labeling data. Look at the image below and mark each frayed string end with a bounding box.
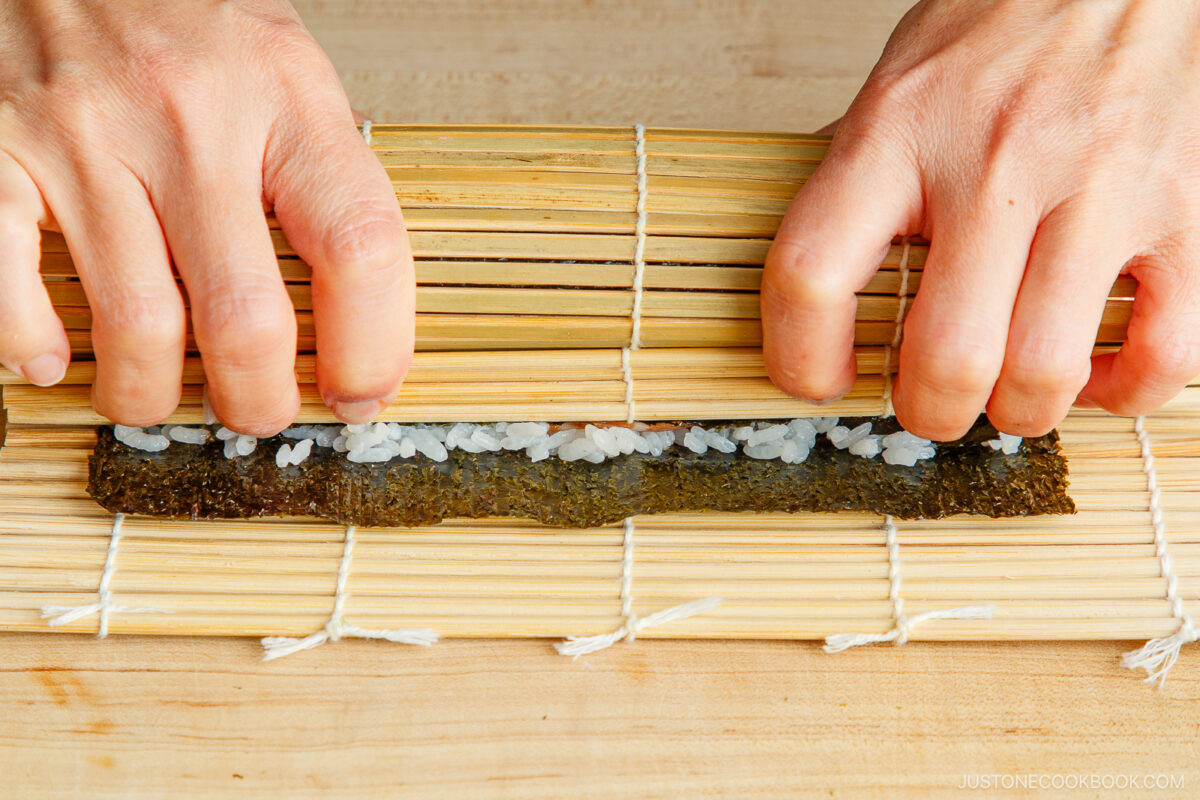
[823,605,993,654]
[555,597,722,659]
[1121,619,1198,688]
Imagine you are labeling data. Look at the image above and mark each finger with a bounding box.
[761,127,921,401]
[158,163,300,435]
[0,152,70,385]
[986,201,1127,435]
[267,114,414,424]
[892,192,1038,440]
[52,169,185,424]
[1079,254,1200,416]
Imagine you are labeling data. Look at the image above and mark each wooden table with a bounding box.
[4,636,1198,797]
[5,2,1199,796]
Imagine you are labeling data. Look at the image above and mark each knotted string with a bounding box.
[261,525,439,660]
[824,515,992,653]
[41,513,168,637]
[1121,416,1198,686]
[555,517,721,658]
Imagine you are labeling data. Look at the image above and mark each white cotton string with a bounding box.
[1121,416,1198,686]
[555,517,721,657]
[261,525,439,661]
[880,237,911,417]
[629,123,648,351]
[823,515,993,653]
[41,513,168,637]
[823,605,995,653]
[360,119,373,146]
[619,124,649,424]
[555,597,723,659]
[619,517,636,628]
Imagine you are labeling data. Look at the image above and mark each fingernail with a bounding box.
[20,353,66,386]
[332,398,383,424]
[810,393,848,406]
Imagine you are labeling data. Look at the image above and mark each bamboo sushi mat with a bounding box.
[0,125,1196,680]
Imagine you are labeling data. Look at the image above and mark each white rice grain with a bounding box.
[526,442,551,462]
[586,425,620,458]
[113,424,170,453]
[348,445,394,463]
[234,435,257,457]
[558,437,600,462]
[168,426,210,445]
[848,435,883,459]
[408,428,448,462]
[445,423,476,450]
[505,422,549,438]
[397,436,416,459]
[812,417,839,434]
[786,418,818,449]
[682,427,708,454]
[282,426,323,440]
[744,443,785,460]
[779,438,810,464]
[702,429,737,454]
[314,427,339,448]
[289,438,314,465]
[747,424,788,447]
[470,427,503,451]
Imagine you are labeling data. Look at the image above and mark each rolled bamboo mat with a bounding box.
[14,124,1141,422]
[4,125,1196,680]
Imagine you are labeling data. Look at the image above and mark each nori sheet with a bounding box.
[86,417,1074,527]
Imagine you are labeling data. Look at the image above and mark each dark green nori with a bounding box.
[87,417,1073,527]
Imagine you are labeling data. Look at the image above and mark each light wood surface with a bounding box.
[3,635,1198,799]
[305,0,911,131]
[6,1,1199,797]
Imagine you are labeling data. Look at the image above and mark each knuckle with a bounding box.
[1000,340,1091,397]
[763,243,849,309]
[855,67,928,122]
[906,341,1002,398]
[1100,394,1158,419]
[0,319,57,364]
[93,296,186,363]
[38,59,94,109]
[196,286,296,368]
[1141,330,1200,383]
[0,214,38,252]
[320,214,406,281]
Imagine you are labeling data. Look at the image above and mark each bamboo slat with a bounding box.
[0,412,1197,647]
[19,125,1142,423]
[3,125,1196,661]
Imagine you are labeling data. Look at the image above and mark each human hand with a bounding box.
[762,0,1200,439]
[0,0,414,434]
